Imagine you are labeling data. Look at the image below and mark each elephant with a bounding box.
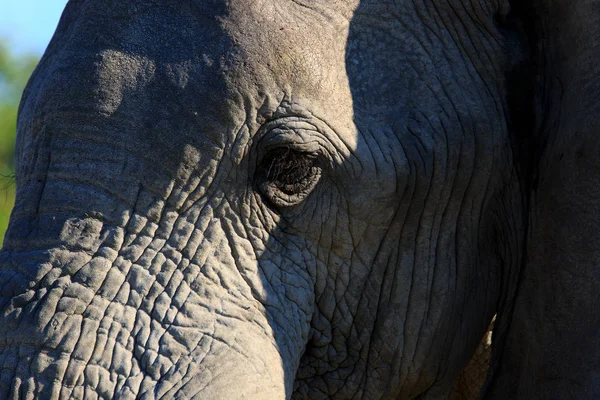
[1,0,599,398]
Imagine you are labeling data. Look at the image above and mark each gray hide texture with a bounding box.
[1,0,596,399]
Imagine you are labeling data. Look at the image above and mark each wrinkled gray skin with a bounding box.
[0,0,597,399]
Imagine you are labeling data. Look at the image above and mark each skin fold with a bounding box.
[0,0,595,399]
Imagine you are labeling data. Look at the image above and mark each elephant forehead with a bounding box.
[94,50,156,116]
[223,0,351,86]
[219,0,359,142]
[37,0,359,153]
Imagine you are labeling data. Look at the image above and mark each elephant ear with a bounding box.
[485,1,600,398]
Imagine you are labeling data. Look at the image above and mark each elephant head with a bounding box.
[0,0,597,399]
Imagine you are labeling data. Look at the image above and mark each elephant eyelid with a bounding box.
[260,127,324,153]
[258,129,335,170]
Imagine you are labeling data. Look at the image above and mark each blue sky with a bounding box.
[1,0,69,54]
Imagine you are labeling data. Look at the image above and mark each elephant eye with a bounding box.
[257,147,322,207]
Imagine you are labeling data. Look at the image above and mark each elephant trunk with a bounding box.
[0,177,305,399]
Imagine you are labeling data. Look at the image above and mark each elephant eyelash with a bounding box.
[256,147,323,207]
[263,148,317,189]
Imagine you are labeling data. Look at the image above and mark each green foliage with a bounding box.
[0,40,40,246]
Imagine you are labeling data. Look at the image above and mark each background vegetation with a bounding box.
[0,40,39,245]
